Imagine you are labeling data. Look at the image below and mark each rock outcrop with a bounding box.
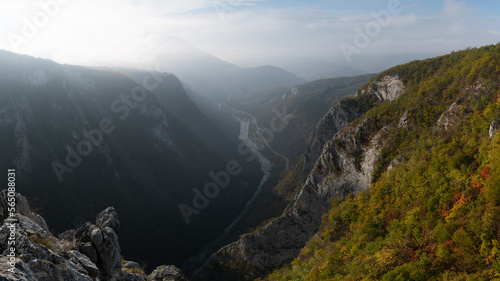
[0,192,188,281]
[302,102,360,184]
[436,101,462,132]
[0,192,95,281]
[366,75,405,102]
[74,207,122,280]
[191,76,405,281]
[490,119,500,139]
[148,265,188,281]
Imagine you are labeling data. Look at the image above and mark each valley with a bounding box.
[0,3,498,279]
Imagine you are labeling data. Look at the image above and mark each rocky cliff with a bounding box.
[191,76,405,280]
[0,191,188,281]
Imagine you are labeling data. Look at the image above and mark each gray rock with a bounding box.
[0,215,93,281]
[95,226,122,279]
[367,75,405,101]
[0,191,49,233]
[399,110,410,129]
[96,207,120,233]
[489,119,499,139]
[0,257,38,281]
[436,101,461,132]
[149,265,188,281]
[78,241,98,264]
[58,229,76,241]
[302,102,360,184]
[122,272,147,281]
[121,261,147,281]
[75,222,99,264]
[90,227,104,247]
[75,213,122,280]
[303,75,404,184]
[69,250,100,279]
[123,261,141,270]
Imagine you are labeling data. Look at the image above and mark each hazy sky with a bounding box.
[1,0,499,68]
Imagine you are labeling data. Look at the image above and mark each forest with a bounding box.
[263,44,500,281]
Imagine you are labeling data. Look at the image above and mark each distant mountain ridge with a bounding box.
[149,37,306,102]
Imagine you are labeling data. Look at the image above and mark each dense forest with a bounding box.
[262,44,500,280]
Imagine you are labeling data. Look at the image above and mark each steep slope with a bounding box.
[115,69,243,161]
[193,44,500,280]
[263,44,500,280]
[226,74,375,163]
[0,50,260,270]
[206,75,375,246]
[191,74,396,280]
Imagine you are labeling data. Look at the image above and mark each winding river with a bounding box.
[182,117,272,271]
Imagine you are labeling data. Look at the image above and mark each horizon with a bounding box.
[1,0,499,70]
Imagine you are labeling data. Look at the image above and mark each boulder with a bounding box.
[149,265,188,281]
[96,207,120,233]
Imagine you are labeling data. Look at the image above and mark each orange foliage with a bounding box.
[480,165,491,179]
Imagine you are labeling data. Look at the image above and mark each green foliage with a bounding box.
[262,44,500,280]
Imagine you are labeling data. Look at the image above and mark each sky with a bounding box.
[1,0,499,68]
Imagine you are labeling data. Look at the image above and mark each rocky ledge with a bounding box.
[0,190,188,281]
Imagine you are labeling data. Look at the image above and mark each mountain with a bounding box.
[0,50,262,271]
[191,44,500,280]
[345,52,440,73]
[151,37,306,103]
[110,68,242,161]
[283,61,369,81]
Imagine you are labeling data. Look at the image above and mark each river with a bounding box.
[182,118,272,271]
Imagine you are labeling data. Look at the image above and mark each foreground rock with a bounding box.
[0,191,188,281]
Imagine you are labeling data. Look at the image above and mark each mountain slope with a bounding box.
[199,75,375,256]
[116,68,245,161]
[192,44,500,280]
[0,50,260,271]
[225,74,375,163]
[283,60,368,81]
[263,44,500,280]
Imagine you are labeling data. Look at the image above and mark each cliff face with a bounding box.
[0,191,188,281]
[191,76,405,280]
[301,102,360,184]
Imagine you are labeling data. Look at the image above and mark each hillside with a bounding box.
[190,44,500,280]
[0,50,262,271]
[262,44,500,280]
[200,75,375,257]
[225,74,375,162]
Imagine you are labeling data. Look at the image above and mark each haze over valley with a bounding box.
[1,1,500,281]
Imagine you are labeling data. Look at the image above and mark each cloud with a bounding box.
[442,0,475,18]
[0,0,498,68]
